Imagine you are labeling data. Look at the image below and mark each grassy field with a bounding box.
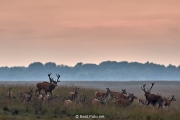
[0,81,179,120]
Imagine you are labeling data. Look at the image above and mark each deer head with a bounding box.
[122,89,127,95]
[51,74,61,86]
[171,95,176,101]
[105,87,113,99]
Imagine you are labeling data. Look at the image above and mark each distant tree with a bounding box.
[74,62,83,68]
[44,62,56,69]
[28,62,44,70]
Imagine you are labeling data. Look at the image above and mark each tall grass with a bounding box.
[0,81,179,120]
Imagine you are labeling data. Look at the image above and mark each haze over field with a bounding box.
[0,61,180,81]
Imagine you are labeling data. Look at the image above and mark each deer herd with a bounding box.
[6,73,177,110]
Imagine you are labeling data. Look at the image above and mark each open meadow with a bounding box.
[0,81,180,120]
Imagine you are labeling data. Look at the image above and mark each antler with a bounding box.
[48,73,53,83]
[141,84,146,92]
[148,83,155,92]
[48,73,52,77]
[56,74,60,82]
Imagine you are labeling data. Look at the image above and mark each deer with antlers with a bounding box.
[163,95,176,108]
[35,73,60,96]
[141,83,164,108]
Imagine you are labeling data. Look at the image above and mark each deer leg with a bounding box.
[35,89,40,95]
[49,91,53,97]
[146,101,150,106]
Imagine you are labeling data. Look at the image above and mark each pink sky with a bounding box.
[0,0,180,67]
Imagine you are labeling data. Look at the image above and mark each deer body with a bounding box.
[164,95,176,107]
[92,98,101,106]
[95,91,106,98]
[95,88,113,100]
[116,96,137,107]
[36,82,56,95]
[92,97,107,106]
[64,100,76,107]
[112,89,127,99]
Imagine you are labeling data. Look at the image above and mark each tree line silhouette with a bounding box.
[0,61,180,81]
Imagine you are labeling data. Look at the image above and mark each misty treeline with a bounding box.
[0,61,180,81]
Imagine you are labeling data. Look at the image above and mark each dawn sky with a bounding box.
[0,0,180,67]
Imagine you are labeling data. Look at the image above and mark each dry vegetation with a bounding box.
[0,81,179,120]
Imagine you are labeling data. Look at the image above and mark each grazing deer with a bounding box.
[7,87,13,99]
[111,89,127,99]
[141,83,164,108]
[35,73,60,96]
[68,88,80,101]
[163,95,176,107]
[21,88,33,102]
[115,95,137,107]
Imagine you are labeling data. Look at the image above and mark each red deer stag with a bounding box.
[35,74,60,96]
[163,95,176,108]
[141,83,164,108]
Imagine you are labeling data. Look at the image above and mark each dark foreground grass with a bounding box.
[0,81,180,120]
